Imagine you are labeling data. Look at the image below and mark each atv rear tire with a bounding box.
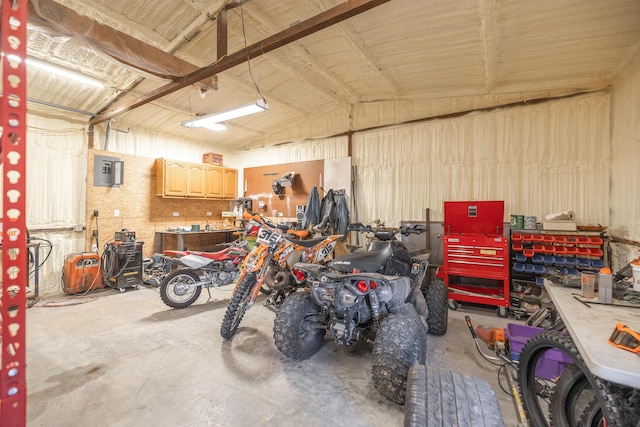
[404,365,505,427]
[372,314,426,404]
[160,269,202,309]
[273,292,326,360]
[425,279,448,336]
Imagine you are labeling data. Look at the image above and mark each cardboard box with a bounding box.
[542,220,577,231]
[203,152,223,166]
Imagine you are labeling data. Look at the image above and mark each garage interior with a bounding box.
[2,0,640,426]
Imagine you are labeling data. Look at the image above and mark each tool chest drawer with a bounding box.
[444,235,509,280]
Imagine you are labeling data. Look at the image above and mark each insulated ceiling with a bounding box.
[11,0,640,151]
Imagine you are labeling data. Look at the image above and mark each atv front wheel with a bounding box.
[220,273,256,340]
[425,279,448,336]
[160,269,202,309]
[273,292,326,360]
[372,314,426,404]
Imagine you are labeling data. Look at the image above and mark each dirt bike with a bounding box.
[220,212,342,340]
[158,223,259,309]
[273,222,449,405]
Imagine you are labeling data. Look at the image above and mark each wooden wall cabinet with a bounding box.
[156,158,236,199]
[205,165,223,197]
[223,168,238,198]
[186,163,205,197]
[156,158,187,197]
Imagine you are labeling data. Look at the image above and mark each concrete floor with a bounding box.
[26,286,520,427]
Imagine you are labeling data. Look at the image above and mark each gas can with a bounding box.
[62,253,103,294]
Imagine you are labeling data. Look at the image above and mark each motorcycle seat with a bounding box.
[329,246,392,273]
[292,236,330,248]
[163,248,238,261]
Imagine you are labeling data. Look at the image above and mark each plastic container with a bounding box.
[577,236,591,245]
[513,263,525,273]
[542,255,555,266]
[577,258,591,268]
[553,246,567,255]
[523,249,535,258]
[511,233,523,241]
[516,253,527,263]
[632,260,640,292]
[565,247,578,255]
[588,248,603,258]
[534,265,546,274]
[512,243,524,252]
[576,248,590,257]
[524,264,536,274]
[598,268,612,303]
[589,237,604,245]
[507,324,573,380]
[581,272,596,299]
[553,256,567,266]
[532,254,544,264]
[565,257,579,267]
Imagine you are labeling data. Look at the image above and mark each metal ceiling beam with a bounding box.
[90,0,391,125]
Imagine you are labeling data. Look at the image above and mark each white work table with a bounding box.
[544,280,640,388]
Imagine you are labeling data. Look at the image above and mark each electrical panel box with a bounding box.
[94,154,124,187]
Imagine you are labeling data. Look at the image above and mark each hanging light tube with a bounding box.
[11,56,105,88]
[182,99,268,131]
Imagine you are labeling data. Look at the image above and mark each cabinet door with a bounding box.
[223,168,237,198]
[205,165,223,197]
[164,160,187,196]
[187,163,205,197]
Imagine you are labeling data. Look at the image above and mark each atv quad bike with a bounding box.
[273,223,448,404]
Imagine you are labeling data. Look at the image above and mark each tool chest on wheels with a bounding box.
[441,201,510,317]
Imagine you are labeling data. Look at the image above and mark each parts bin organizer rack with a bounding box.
[441,201,510,316]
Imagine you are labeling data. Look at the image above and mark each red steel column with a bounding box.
[1,0,28,425]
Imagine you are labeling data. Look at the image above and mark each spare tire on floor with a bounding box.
[404,365,505,427]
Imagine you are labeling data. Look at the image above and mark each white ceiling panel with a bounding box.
[16,0,640,152]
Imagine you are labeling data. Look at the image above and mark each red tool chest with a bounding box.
[441,201,510,317]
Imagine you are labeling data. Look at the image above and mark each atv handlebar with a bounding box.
[348,222,426,237]
[244,211,305,235]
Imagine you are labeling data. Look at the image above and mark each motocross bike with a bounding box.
[220,211,342,340]
[158,222,259,309]
[273,222,449,405]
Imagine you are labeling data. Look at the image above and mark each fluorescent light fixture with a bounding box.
[182,99,268,131]
[6,55,104,88]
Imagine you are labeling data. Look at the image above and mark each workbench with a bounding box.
[154,229,242,253]
[544,280,640,388]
